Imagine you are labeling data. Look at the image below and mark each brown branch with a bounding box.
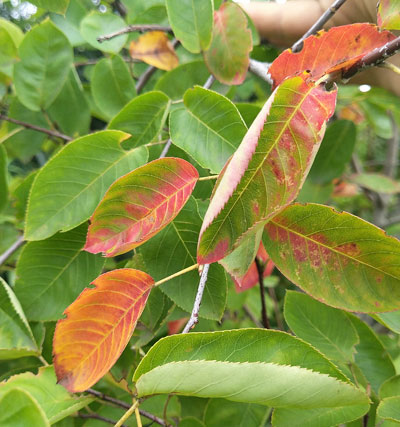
[255,257,269,328]
[0,114,72,142]
[97,25,172,43]
[291,0,348,52]
[0,236,24,267]
[77,412,127,426]
[268,287,284,330]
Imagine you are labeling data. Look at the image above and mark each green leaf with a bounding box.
[308,120,356,185]
[141,197,227,320]
[347,313,395,394]
[264,203,400,313]
[235,103,261,127]
[377,397,400,423]
[80,12,127,53]
[378,0,400,30]
[134,330,368,412]
[380,375,400,399]
[154,60,210,101]
[166,0,213,53]
[170,86,247,173]
[25,131,148,241]
[0,17,23,77]
[351,173,400,194]
[12,171,37,222]
[376,311,400,334]
[0,389,49,427]
[284,291,358,363]
[29,0,70,14]
[92,55,136,120]
[0,145,7,212]
[108,91,170,149]
[0,366,93,423]
[13,19,73,111]
[204,2,252,85]
[15,224,105,322]
[48,67,90,137]
[0,277,38,360]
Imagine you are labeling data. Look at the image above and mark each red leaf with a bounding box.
[85,158,199,257]
[53,269,154,392]
[269,24,396,88]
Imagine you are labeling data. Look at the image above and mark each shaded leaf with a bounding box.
[351,173,400,194]
[25,131,148,241]
[198,75,337,264]
[108,91,170,149]
[377,397,400,423]
[166,0,213,53]
[380,375,400,399]
[15,224,105,322]
[129,31,178,71]
[236,103,261,127]
[12,170,37,222]
[13,19,73,111]
[170,86,247,173]
[0,366,93,423]
[375,311,400,334]
[53,269,154,392]
[284,291,358,363]
[29,0,70,14]
[141,198,227,320]
[0,389,49,427]
[80,12,127,53]
[204,2,252,85]
[0,144,7,212]
[92,55,136,120]
[264,203,400,313]
[269,24,396,88]
[378,0,400,30]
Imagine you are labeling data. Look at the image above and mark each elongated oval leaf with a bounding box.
[197,75,337,264]
[166,0,213,53]
[269,24,395,88]
[25,131,148,241]
[13,19,73,111]
[85,158,199,257]
[379,375,400,399]
[377,396,400,423]
[53,269,154,392]
[204,2,252,85]
[134,330,368,414]
[375,310,400,334]
[378,0,400,30]
[350,173,400,194]
[170,86,247,173]
[264,203,400,313]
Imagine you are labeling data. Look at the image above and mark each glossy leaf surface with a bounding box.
[198,75,337,264]
[15,224,105,321]
[166,0,213,53]
[204,2,252,85]
[170,87,247,173]
[129,31,179,71]
[0,366,93,423]
[108,91,170,149]
[377,397,400,423]
[13,20,73,111]
[85,158,198,257]
[53,269,154,392]
[141,198,227,320]
[25,131,148,241]
[264,203,400,312]
[378,0,400,30]
[269,24,396,88]
[29,0,70,14]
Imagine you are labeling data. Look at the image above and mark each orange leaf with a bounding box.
[269,24,395,88]
[53,269,154,392]
[129,31,179,71]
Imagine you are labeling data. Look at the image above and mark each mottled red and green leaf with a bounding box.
[378,0,400,30]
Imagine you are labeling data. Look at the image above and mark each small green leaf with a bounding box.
[351,173,400,194]
[108,91,170,149]
[166,0,213,53]
[92,55,136,120]
[25,131,148,241]
[376,310,400,334]
[13,20,73,111]
[0,17,23,77]
[29,0,70,14]
[377,396,400,423]
[170,86,247,173]
[380,375,400,399]
[0,145,8,212]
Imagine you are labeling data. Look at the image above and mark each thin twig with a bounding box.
[254,257,269,329]
[0,114,72,142]
[291,0,348,52]
[203,74,216,90]
[77,412,127,426]
[182,264,210,333]
[154,263,199,287]
[243,304,263,328]
[268,287,284,330]
[248,59,273,84]
[97,25,172,43]
[0,236,24,267]
[379,61,400,76]
[115,400,139,427]
[198,175,219,182]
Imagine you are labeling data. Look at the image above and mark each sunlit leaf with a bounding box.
[25,131,148,241]
[29,0,70,14]
[264,203,400,313]
[85,158,198,257]
[0,366,93,423]
[377,396,400,423]
[269,24,396,88]
[197,75,337,264]
[350,173,400,194]
[378,0,400,30]
[204,3,252,85]
[166,0,213,53]
[129,31,178,71]
[0,17,23,78]
[53,269,154,392]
